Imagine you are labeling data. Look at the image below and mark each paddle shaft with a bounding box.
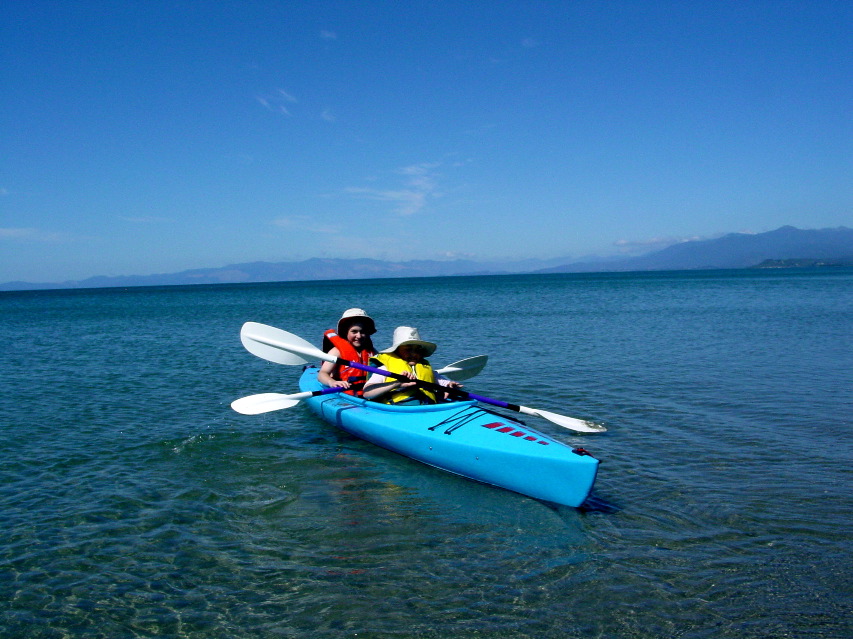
[328,355,522,411]
[291,387,349,400]
[232,355,488,415]
[249,330,533,412]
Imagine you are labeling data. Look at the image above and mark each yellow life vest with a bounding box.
[370,353,437,404]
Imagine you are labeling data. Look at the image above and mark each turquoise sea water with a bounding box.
[1,269,851,638]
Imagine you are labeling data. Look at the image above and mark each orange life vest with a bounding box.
[322,329,375,396]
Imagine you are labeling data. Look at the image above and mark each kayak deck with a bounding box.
[298,367,599,507]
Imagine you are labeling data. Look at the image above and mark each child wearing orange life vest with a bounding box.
[317,308,377,396]
[362,326,461,405]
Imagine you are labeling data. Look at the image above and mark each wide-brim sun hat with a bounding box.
[337,308,376,335]
[381,326,437,356]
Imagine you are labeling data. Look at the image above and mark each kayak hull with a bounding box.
[298,367,598,507]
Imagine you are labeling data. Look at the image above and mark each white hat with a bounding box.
[337,308,376,335]
[381,326,437,356]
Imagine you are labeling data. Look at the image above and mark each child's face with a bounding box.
[346,324,368,348]
[397,344,425,362]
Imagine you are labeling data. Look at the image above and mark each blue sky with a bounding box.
[2,1,850,283]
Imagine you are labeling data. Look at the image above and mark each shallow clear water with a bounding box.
[1,269,851,638]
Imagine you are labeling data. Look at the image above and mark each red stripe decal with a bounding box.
[482,422,546,444]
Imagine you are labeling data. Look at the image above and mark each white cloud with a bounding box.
[0,227,36,238]
[119,215,172,223]
[257,89,298,116]
[0,227,64,242]
[345,162,442,216]
[273,215,338,234]
[345,187,426,216]
[439,250,477,259]
[258,88,337,123]
[320,30,337,40]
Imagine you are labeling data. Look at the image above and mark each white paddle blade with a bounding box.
[437,355,488,381]
[231,393,302,415]
[521,407,607,433]
[240,322,332,366]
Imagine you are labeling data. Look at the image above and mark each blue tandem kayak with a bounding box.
[298,367,599,507]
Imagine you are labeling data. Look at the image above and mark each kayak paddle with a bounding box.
[239,322,605,433]
[232,389,342,414]
[231,355,489,415]
[434,354,488,382]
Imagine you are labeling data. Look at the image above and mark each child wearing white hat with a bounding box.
[363,326,460,404]
[317,308,377,396]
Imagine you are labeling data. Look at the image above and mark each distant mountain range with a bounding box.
[0,257,571,291]
[536,225,853,273]
[2,225,851,291]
